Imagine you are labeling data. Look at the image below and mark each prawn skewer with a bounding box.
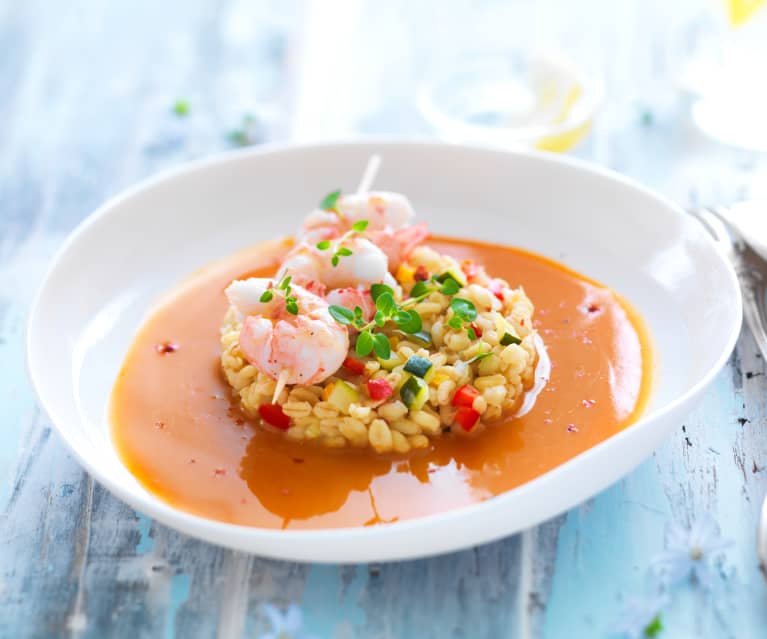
[298,158,428,270]
[225,278,349,389]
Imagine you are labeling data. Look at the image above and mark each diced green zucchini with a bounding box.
[410,330,432,347]
[377,351,403,370]
[403,355,434,381]
[327,380,359,413]
[400,375,429,411]
[436,267,467,288]
[500,331,522,346]
[394,329,432,347]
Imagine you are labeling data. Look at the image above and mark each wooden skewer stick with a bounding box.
[272,369,289,404]
[356,154,381,195]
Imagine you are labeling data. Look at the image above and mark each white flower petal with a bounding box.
[690,513,720,548]
[665,521,690,549]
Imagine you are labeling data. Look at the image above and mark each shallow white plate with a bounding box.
[27,141,741,563]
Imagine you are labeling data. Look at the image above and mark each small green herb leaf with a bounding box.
[447,316,464,330]
[285,298,299,315]
[320,190,341,211]
[470,349,493,364]
[374,310,386,327]
[356,330,374,356]
[351,219,369,232]
[644,614,663,638]
[278,275,292,290]
[336,247,353,257]
[331,255,340,267]
[173,99,190,116]
[394,309,422,334]
[372,333,391,359]
[467,327,477,340]
[354,306,363,319]
[440,278,461,295]
[370,283,395,302]
[375,292,396,315]
[259,290,273,303]
[316,240,331,250]
[328,305,354,325]
[410,281,432,298]
[450,298,477,322]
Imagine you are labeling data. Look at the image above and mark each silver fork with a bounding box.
[689,205,767,577]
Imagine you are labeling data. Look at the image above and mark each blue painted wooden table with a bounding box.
[2,1,767,637]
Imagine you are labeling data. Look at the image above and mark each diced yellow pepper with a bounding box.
[396,263,415,286]
[322,382,335,401]
[431,372,451,386]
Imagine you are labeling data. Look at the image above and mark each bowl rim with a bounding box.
[26,138,742,560]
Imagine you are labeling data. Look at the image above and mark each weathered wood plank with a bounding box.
[0,1,303,637]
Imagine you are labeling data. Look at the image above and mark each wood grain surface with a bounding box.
[2,1,766,637]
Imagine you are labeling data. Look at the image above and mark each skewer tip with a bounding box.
[356,154,382,195]
[272,369,289,404]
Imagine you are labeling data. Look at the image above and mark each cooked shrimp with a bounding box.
[300,191,416,242]
[225,278,348,386]
[368,223,429,269]
[276,236,400,293]
[326,287,376,321]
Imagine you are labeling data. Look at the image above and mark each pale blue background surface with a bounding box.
[2,1,767,637]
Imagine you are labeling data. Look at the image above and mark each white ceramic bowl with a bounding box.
[27,141,741,563]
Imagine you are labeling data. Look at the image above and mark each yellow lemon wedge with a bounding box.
[535,84,592,153]
[529,55,595,153]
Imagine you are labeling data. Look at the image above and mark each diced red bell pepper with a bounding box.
[461,259,480,280]
[258,404,291,430]
[452,384,479,408]
[366,378,394,400]
[454,406,480,432]
[469,322,483,338]
[414,264,430,281]
[343,356,367,375]
[488,279,505,301]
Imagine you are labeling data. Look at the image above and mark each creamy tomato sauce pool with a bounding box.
[111,236,652,529]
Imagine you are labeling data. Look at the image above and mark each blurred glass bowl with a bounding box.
[417,51,603,153]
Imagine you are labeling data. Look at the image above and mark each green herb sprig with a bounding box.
[316,219,369,267]
[329,283,423,359]
[448,297,478,330]
[327,263,480,361]
[406,273,479,339]
[259,274,299,315]
[409,273,461,300]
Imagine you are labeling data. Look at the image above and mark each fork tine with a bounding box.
[689,206,735,246]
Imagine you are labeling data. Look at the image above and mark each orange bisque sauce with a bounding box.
[111,236,653,530]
